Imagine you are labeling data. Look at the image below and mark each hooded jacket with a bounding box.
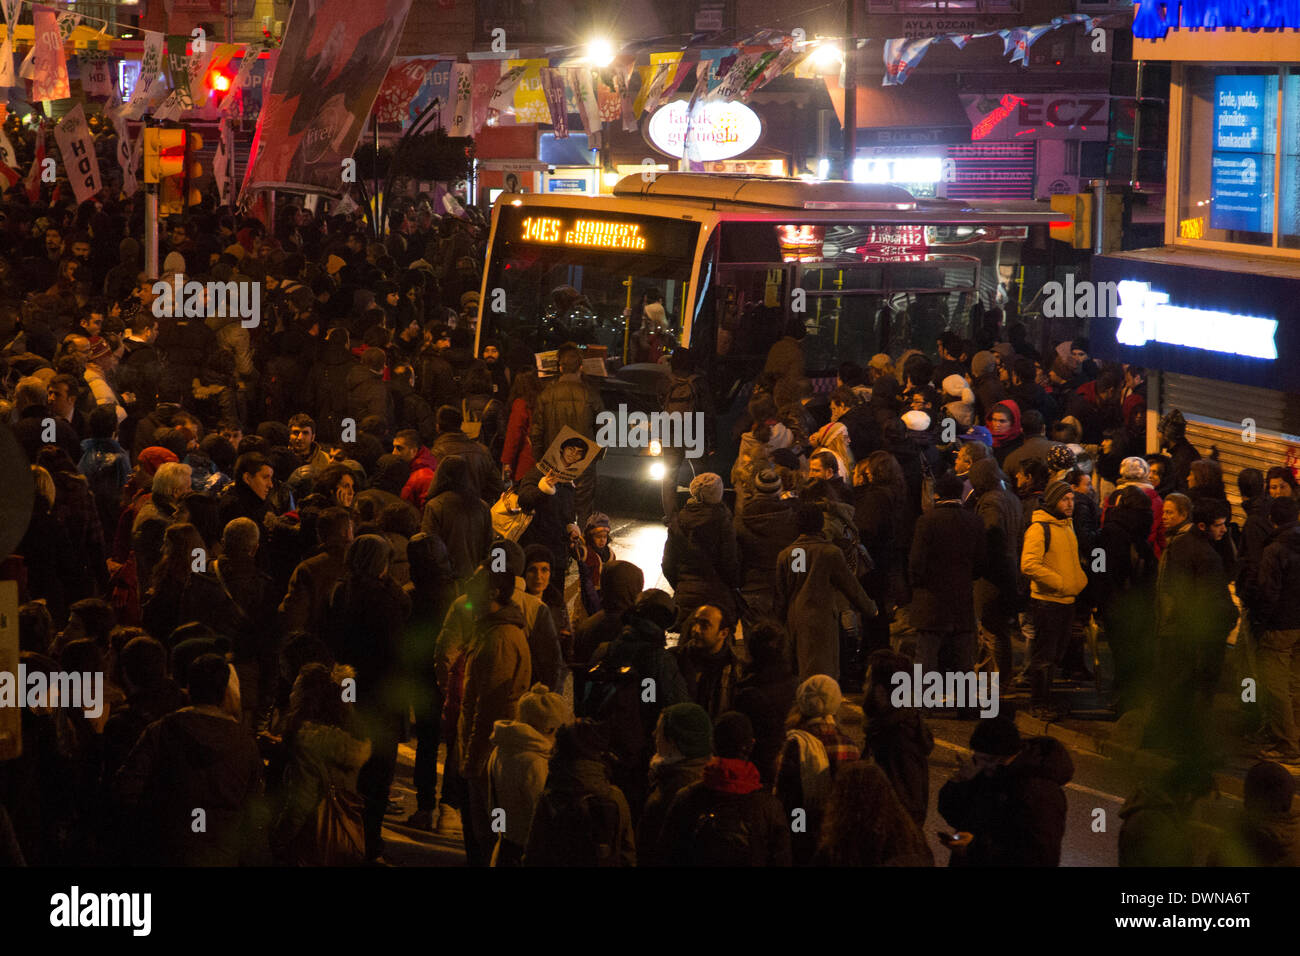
[572,560,644,664]
[938,735,1073,866]
[524,757,636,867]
[487,719,554,848]
[735,493,799,595]
[660,758,793,867]
[636,755,710,866]
[908,500,987,630]
[1256,523,1300,630]
[400,446,439,508]
[271,721,372,861]
[971,458,1024,594]
[459,603,531,778]
[421,484,493,582]
[113,706,265,866]
[1021,508,1087,604]
[431,429,504,503]
[663,499,740,617]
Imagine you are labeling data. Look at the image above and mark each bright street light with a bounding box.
[811,42,842,71]
[587,37,615,68]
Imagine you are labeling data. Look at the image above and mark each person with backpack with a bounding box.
[659,711,792,867]
[460,364,505,457]
[486,683,568,866]
[662,473,741,631]
[636,703,714,866]
[1020,480,1087,720]
[776,675,860,865]
[657,347,711,521]
[78,404,132,541]
[524,719,636,867]
[583,589,690,820]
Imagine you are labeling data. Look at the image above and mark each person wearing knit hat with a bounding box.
[752,467,783,495]
[778,675,858,863]
[659,702,714,759]
[712,710,756,759]
[901,409,931,432]
[162,250,186,276]
[665,472,740,629]
[1021,477,1086,719]
[796,674,844,718]
[579,511,616,608]
[1119,455,1150,482]
[637,702,716,865]
[689,472,724,505]
[1046,444,1077,482]
[488,683,563,865]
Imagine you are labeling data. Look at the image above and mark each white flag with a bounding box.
[126,31,166,119]
[54,103,102,204]
[448,63,473,137]
[214,120,233,205]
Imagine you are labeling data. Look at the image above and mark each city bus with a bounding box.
[474,173,1065,494]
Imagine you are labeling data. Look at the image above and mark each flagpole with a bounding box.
[143,119,159,277]
[842,0,857,181]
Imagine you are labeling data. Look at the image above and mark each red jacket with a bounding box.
[500,398,536,479]
[401,447,439,508]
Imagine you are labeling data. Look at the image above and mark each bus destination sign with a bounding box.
[521,216,647,251]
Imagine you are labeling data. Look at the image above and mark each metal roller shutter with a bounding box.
[1162,373,1300,521]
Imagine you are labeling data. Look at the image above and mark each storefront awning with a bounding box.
[825,75,972,148]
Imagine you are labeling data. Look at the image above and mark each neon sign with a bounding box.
[520,216,647,251]
[1133,0,1300,38]
[1115,280,1278,359]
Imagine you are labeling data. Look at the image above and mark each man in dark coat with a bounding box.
[732,621,798,787]
[909,470,988,676]
[673,605,744,720]
[1255,496,1300,761]
[734,467,799,622]
[970,458,1023,679]
[774,504,878,682]
[938,718,1074,867]
[662,473,741,630]
[431,404,504,503]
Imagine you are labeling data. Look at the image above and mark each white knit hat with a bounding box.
[901,410,931,432]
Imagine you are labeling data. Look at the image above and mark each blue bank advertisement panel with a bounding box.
[1211,74,1277,234]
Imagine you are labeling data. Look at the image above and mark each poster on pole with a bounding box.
[242,0,414,197]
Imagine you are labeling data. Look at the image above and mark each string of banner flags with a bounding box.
[0,0,1129,205]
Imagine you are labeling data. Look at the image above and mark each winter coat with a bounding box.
[1102,479,1165,555]
[271,721,372,862]
[1001,436,1060,478]
[113,707,266,866]
[500,397,537,478]
[734,493,799,598]
[937,735,1074,866]
[524,758,636,867]
[663,499,741,623]
[1020,509,1087,604]
[156,317,217,399]
[660,758,792,867]
[1156,523,1237,647]
[1256,523,1300,630]
[970,458,1023,595]
[218,479,272,530]
[733,660,799,786]
[863,704,934,828]
[672,640,743,720]
[854,482,902,574]
[516,464,577,582]
[908,501,987,631]
[400,447,439,508]
[774,533,878,682]
[307,340,356,437]
[431,430,504,503]
[588,614,691,744]
[487,719,553,849]
[459,604,531,778]
[279,549,347,637]
[421,490,493,582]
[572,560,644,665]
[636,755,709,866]
[1209,806,1300,867]
[508,576,562,690]
[762,335,805,383]
[346,365,395,428]
[328,574,413,712]
[529,372,604,452]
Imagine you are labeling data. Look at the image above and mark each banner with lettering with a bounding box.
[243,0,413,197]
[80,54,113,96]
[487,63,526,120]
[639,51,682,117]
[108,92,138,197]
[569,65,601,142]
[32,6,71,102]
[448,62,473,137]
[539,67,568,137]
[374,57,441,125]
[471,60,500,134]
[409,59,455,128]
[510,58,550,124]
[54,103,102,204]
[126,31,167,119]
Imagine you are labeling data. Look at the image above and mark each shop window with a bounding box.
[1176,65,1300,250]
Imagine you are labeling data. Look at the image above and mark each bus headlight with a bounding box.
[649,439,662,456]
[649,462,666,480]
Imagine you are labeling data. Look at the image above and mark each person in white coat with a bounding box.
[486,683,569,866]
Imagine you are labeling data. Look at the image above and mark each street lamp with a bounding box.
[587,37,615,68]
[811,42,842,72]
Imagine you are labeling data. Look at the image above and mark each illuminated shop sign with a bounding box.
[1133,0,1300,38]
[1115,280,1278,359]
[647,101,762,162]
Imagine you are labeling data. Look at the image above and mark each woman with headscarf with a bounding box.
[986,400,1024,468]
[1101,456,1165,555]
[326,533,412,863]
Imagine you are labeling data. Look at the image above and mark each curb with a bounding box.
[1013,712,1247,800]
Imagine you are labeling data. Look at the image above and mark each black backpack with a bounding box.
[532,789,623,866]
[581,654,647,764]
[662,374,699,415]
[688,803,754,867]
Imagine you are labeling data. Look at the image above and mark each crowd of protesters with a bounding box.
[0,164,1297,868]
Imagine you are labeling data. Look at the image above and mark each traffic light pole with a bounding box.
[145,184,159,277]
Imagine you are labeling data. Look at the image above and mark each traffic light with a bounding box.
[143,127,187,218]
[1050,192,1092,249]
[186,133,204,207]
[206,65,236,108]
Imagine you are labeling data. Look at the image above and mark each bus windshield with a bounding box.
[480,204,700,361]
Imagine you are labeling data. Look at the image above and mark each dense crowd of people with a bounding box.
[0,173,1297,868]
